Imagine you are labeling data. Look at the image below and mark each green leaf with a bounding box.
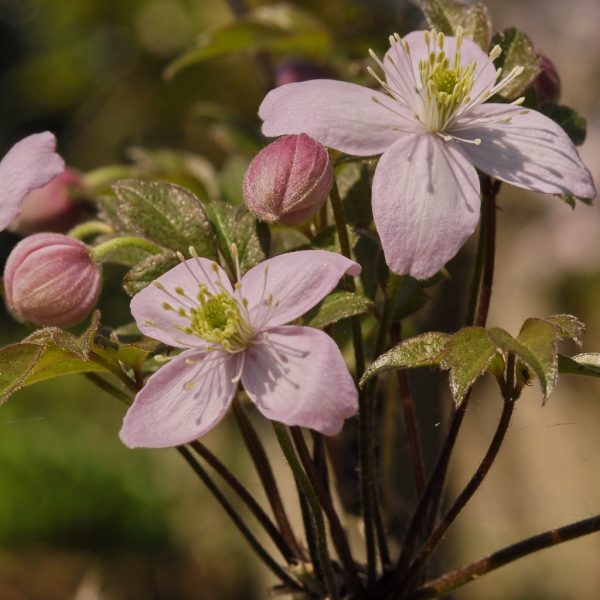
[360,332,450,387]
[304,291,373,329]
[491,28,541,99]
[543,314,585,346]
[337,162,373,228]
[540,103,587,146]
[556,193,593,208]
[420,0,492,49]
[516,318,559,398]
[110,179,217,258]
[203,201,268,276]
[440,327,497,404]
[558,353,600,379]
[390,275,429,321]
[123,251,181,297]
[164,3,331,80]
[0,343,107,404]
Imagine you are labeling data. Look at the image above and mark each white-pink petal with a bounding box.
[120,349,240,448]
[241,326,358,435]
[0,132,65,231]
[259,79,411,156]
[372,133,481,279]
[238,249,361,329]
[131,257,233,348]
[453,104,596,199]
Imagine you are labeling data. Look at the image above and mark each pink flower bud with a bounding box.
[243,134,333,226]
[275,59,331,87]
[10,168,85,235]
[3,233,101,327]
[531,53,561,105]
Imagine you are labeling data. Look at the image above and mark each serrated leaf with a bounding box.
[164,4,331,80]
[540,103,587,146]
[110,179,217,258]
[491,28,541,99]
[558,353,600,378]
[440,327,497,404]
[304,291,373,329]
[543,314,585,346]
[123,251,181,297]
[360,332,450,387]
[0,343,107,404]
[421,0,492,49]
[203,201,268,276]
[516,318,559,399]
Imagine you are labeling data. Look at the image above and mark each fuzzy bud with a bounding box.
[531,53,561,105]
[3,233,101,327]
[243,134,333,226]
[10,168,85,235]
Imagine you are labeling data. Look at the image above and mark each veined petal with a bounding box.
[238,250,361,329]
[241,326,358,435]
[372,133,481,279]
[131,257,233,348]
[259,80,411,156]
[0,133,65,231]
[120,349,240,448]
[453,104,596,199]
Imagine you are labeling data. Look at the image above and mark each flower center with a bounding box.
[190,289,242,344]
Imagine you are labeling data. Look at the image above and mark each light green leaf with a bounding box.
[543,314,585,346]
[491,28,541,99]
[421,0,492,49]
[110,179,217,258]
[304,291,373,329]
[360,332,450,387]
[558,353,600,379]
[203,201,268,276]
[516,318,559,399]
[440,327,497,404]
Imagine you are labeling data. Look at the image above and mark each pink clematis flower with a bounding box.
[259,29,596,279]
[0,132,65,231]
[120,250,360,448]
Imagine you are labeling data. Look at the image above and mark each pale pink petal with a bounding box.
[452,104,596,199]
[131,257,233,348]
[241,326,358,435]
[259,80,412,156]
[0,132,65,231]
[238,250,360,328]
[120,349,240,448]
[383,31,497,111]
[372,133,480,279]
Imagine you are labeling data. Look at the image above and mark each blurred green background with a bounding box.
[0,0,599,598]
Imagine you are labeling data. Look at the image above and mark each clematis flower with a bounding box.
[120,250,360,448]
[259,29,596,279]
[0,132,65,231]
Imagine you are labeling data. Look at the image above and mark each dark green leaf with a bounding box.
[111,179,217,258]
[540,103,587,146]
[491,28,541,99]
[440,327,497,404]
[360,332,450,387]
[204,201,268,276]
[421,0,492,49]
[304,291,373,329]
[390,275,429,321]
[337,162,373,228]
[123,251,181,297]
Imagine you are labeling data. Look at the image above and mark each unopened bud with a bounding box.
[530,52,561,105]
[3,233,101,327]
[275,59,331,87]
[10,168,85,235]
[243,134,333,226]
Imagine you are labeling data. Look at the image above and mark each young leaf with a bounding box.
[491,28,541,99]
[440,327,497,404]
[303,291,373,329]
[540,103,587,146]
[203,201,268,276]
[360,332,450,387]
[421,0,492,49]
[558,353,600,378]
[111,180,217,258]
[543,314,585,346]
[123,252,181,297]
